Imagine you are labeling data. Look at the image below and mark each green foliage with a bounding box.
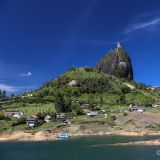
[125,92,155,106]
[12,95,22,101]
[12,117,26,127]
[136,83,147,90]
[88,94,95,111]
[0,70,159,134]
[123,112,128,116]
[121,85,131,94]
[0,113,5,120]
[71,103,84,116]
[37,112,56,120]
[99,95,104,107]
[0,90,7,100]
[54,91,71,113]
[32,69,133,103]
[119,94,126,104]
[68,66,76,72]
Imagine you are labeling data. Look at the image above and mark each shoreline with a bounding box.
[0,130,160,143]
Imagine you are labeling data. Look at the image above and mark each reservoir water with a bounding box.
[0,135,160,160]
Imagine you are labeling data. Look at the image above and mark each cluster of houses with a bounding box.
[86,105,145,117]
[2,103,145,128]
[25,113,72,128]
[3,110,72,128]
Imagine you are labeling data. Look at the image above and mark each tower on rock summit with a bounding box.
[117,42,122,48]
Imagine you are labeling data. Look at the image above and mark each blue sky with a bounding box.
[0,0,160,93]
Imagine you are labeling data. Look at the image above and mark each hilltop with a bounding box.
[0,43,160,137]
[96,42,133,80]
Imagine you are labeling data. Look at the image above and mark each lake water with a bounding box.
[0,136,160,160]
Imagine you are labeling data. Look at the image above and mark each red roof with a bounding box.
[4,111,19,114]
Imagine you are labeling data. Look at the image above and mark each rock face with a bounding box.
[96,43,133,80]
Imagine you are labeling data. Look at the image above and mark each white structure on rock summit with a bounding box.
[117,42,122,48]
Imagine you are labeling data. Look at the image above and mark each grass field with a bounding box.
[71,114,115,126]
[19,103,56,116]
[1,103,56,117]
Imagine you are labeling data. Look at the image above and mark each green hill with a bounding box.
[30,67,156,110]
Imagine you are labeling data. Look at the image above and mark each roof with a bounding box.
[68,80,77,86]
[45,115,51,119]
[87,111,98,116]
[4,111,20,114]
[27,115,38,119]
[57,113,67,115]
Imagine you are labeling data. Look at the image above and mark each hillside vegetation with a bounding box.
[31,68,157,108]
[0,68,160,134]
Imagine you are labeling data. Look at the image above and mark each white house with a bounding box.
[68,80,77,86]
[44,115,52,123]
[26,116,39,127]
[13,111,24,118]
[137,108,144,113]
[87,111,98,117]
[4,111,24,119]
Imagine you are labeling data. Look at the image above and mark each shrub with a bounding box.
[123,112,128,116]
[12,117,26,127]
[0,113,5,120]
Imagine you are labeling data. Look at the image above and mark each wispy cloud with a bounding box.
[0,84,19,92]
[124,11,160,34]
[125,17,160,34]
[20,72,32,77]
[0,84,36,93]
[0,60,32,80]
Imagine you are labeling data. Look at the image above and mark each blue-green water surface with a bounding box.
[0,136,160,160]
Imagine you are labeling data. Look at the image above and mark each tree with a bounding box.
[0,112,5,120]
[1,91,6,100]
[68,66,76,71]
[55,91,65,113]
[71,103,84,116]
[88,94,95,111]
[11,94,15,99]
[121,86,131,94]
[137,83,147,90]
[55,91,71,113]
[0,90,7,100]
[99,95,104,107]
[119,94,126,104]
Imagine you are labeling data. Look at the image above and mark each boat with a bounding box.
[57,132,70,139]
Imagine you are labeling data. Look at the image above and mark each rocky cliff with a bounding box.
[96,43,133,80]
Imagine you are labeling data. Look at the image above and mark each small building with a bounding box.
[27,94,33,97]
[129,106,139,112]
[4,111,23,119]
[44,115,52,123]
[87,111,98,117]
[101,109,110,113]
[68,80,77,86]
[64,119,71,125]
[21,94,33,99]
[137,108,144,113]
[26,116,39,127]
[129,105,144,113]
[152,104,160,108]
[57,113,68,119]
